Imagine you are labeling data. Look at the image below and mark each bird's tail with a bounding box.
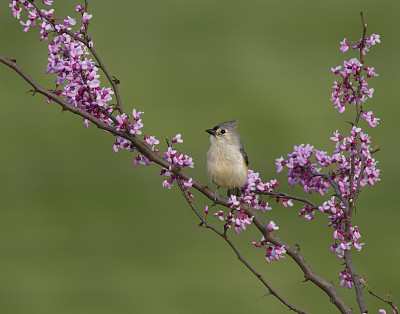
[227,187,241,198]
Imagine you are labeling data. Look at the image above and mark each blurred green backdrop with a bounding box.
[0,0,399,313]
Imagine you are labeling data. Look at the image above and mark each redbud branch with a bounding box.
[344,250,367,313]
[364,285,399,314]
[0,55,352,314]
[311,172,349,208]
[176,180,308,314]
[359,12,367,67]
[351,149,366,207]
[342,14,369,314]
[26,0,125,114]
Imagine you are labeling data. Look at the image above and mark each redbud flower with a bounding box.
[82,12,92,24]
[330,130,342,142]
[267,221,279,232]
[339,270,353,289]
[362,111,380,128]
[75,5,85,13]
[340,38,350,52]
[171,134,183,144]
[368,34,381,45]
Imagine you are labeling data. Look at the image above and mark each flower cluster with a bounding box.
[209,170,285,261]
[276,144,331,196]
[12,1,117,129]
[339,34,380,55]
[114,109,144,135]
[338,269,353,289]
[319,196,364,259]
[9,0,168,173]
[298,204,314,220]
[332,34,380,126]
[210,170,278,234]
[160,135,194,194]
[213,195,254,234]
[330,127,380,196]
[252,222,286,264]
[275,33,381,289]
[276,120,380,204]
[242,170,277,213]
[9,1,116,124]
[47,33,117,127]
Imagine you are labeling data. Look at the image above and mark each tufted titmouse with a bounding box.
[205,120,249,199]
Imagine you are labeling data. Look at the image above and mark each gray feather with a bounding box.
[240,146,249,166]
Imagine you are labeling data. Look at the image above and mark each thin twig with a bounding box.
[311,172,349,208]
[365,286,398,314]
[259,190,320,210]
[176,180,309,314]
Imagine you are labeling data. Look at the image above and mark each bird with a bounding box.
[205,120,249,200]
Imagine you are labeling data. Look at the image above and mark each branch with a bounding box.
[342,13,369,314]
[311,172,349,208]
[0,55,352,314]
[365,286,398,314]
[176,180,308,314]
[344,250,367,313]
[259,190,320,210]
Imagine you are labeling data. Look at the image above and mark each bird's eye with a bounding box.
[220,129,226,134]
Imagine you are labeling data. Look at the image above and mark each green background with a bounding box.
[0,0,399,313]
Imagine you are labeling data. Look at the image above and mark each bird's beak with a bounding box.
[205,129,216,136]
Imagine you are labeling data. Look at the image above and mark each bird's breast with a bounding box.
[206,144,248,189]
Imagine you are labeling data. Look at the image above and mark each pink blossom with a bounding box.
[144,135,160,146]
[330,130,342,142]
[298,204,315,220]
[64,16,76,26]
[82,12,93,24]
[340,38,350,52]
[183,177,193,189]
[172,134,183,144]
[131,109,144,121]
[20,19,33,32]
[228,195,240,208]
[368,34,381,45]
[339,270,353,289]
[267,221,279,232]
[75,5,85,13]
[330,66,342,74]
[162,179,173,189]
[275,156,285,173]
[362,111,380,128]
[9,1,22,19]
[253,237,286,263]
[281,198,293,208]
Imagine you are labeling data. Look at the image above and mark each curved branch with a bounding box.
[365,286,399,314]
[0,55,352,314]
[259,190,320,210]
[176,180,308,314]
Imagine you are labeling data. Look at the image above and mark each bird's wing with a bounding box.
[240,147,249,166]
